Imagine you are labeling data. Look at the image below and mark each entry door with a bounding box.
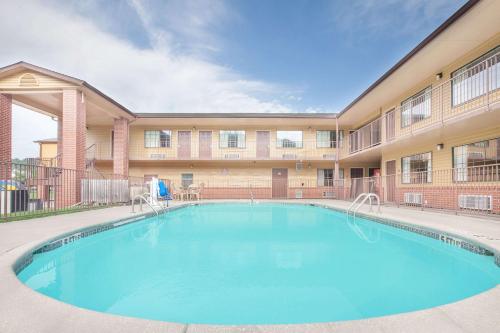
[272,168,288,199]
[178,131,191,159]
[199,131,212,159]
[350,168,364,199]
[385,160,396,202]
[256,131,270,159]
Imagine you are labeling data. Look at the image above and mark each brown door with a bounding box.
[272,168,288,198]
[385,110,395,141]
[350,168,364,199]
[199,131,212,159]
[256,131,270,159]
[178,131,191,159]
[386,160,396,202]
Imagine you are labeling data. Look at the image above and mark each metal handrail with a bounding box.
[346,193,381,217]
[131,194,159,215]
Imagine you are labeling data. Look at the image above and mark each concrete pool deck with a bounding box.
[0,200,499,333]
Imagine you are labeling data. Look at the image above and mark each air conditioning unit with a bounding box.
[295,162,304,171]
[458,195,492,211]
[322,191,335,199]
[404,192,423,206]
[282,154,297,160]
[149,153,166,160]
[295,190,303,199]
[322,154,336,160]
[223,153,240,159]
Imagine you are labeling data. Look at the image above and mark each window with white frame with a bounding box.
[317,168,343,186]
[401,152,432,184]
[219,130,245,148]
[144,130,171,148]
[400,87,432,128]
[452,46,500,106]
[277,131,303,148]
[317,130,343,148]
[453,137,500,182]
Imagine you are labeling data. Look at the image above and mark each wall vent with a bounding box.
[322,154,336,160]
[404,192,423,206]
[223,153,240,159]
[282,154,297,160]
[458,195,492,211]
[19,73,38,87]
[149,153,166,160]
[322,191,335,198]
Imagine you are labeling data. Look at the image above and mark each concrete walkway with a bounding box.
[0,200,499,333]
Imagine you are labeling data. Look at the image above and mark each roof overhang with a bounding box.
[337,0,500,127]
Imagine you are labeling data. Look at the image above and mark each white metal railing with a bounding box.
[345,47,500,157]
[349,118,381,154]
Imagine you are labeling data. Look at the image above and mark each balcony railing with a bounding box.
[93,140,341,162]
[349,118,381,154]
[344,48,500,157]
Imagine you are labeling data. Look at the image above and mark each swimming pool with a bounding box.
[17,203,500,325]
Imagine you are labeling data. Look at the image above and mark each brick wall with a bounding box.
[113,118,129,177]
[0,94,12,163]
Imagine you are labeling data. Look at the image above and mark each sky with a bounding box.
[0,0,466,158]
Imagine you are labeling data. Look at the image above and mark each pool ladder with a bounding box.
[131,194,167,215]
[346,193,381,217]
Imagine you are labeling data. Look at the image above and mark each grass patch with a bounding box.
[0,205,121,222]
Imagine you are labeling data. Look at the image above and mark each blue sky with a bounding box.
[0,0,466,156]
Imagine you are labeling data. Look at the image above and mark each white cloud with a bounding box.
[0,0,295,115]
[332,0,464,39]
[0,0,298,157]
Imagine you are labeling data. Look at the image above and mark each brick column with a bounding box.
[113,118,129,178]
[57,89,86,207]
[0,94,12,163]
[0,94,12,184]
[57,116,62,166]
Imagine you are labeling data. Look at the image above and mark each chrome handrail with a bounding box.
[131,194,159,215]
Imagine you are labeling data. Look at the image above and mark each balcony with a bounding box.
[348,118,381,154]
[93,140,341,162]
[344,48,500,157]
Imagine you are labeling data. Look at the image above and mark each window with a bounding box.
[144,130,171,148]
[402,152,432,184]
[453,137,500,182]
[317,130,343,148]
[452,46,500,106]
[277,131,303,148]
[401,87,431,128]
[181,173,193,188]
[219,130,245,148]
[317,168,344,186]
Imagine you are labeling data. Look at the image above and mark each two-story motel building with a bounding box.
[0,0,499,211]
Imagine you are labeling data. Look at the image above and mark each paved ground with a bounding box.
[0,200,499,333]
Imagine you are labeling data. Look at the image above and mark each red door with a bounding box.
[178,131,191,159]
[199,131,212,159]
[272,168,288,198]
[256,131,270,159]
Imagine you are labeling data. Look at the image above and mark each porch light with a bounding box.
[436,143,444,151]
[435,72,443,80]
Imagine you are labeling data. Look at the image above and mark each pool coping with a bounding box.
[1,200,500,333]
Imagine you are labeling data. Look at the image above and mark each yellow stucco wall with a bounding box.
[39,142,58,160]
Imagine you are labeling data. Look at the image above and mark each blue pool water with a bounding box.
[18,203,500,325]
